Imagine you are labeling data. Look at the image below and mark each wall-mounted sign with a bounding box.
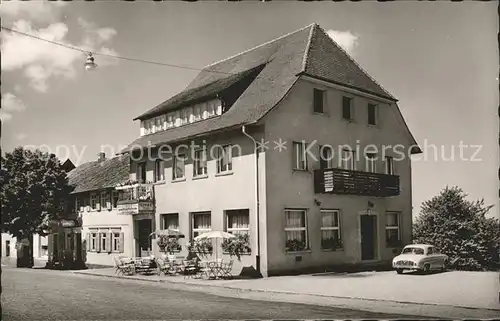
[118,201,154,215]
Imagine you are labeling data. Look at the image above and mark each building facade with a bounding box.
[116,23,420,277]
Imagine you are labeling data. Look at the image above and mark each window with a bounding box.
[100,191,109,209]
[154,117,162,133]
[160,115,166,130]
[90,232,97,251]
[342,96,352,120]
[201,104,208,119]
[293,141,308,170]
[112,232,121,252]
[186,107,194,123]
[321,210,342,250]
[193,105,202,122]
[319,145,333,169]
[368,103,377,125]
[75,197,81,213]
[137,162,146,183]
[174,110,181,127]
[207,101,217,118]
[284,209,308,252]
[154,159,165,182]
[339,149,356,170]
[385,156,395,175]
[161,213,179,231]
[385,212,401,247]
[427,247,434,255]
[216,145,233,173]
[365,153,377,173]
[192,212,211,238]
[90,194,98,210]
[193,148,207,177]
[173,154,185,180]
[180,109,189,125]
[112,191,119,208]
[166,113,174,129]
[313,88,324,113]
[101,232,108,252]
[226,209,250,236]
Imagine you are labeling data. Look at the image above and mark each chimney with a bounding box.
[97,152,106,162]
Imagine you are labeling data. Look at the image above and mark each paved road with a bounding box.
[1,267,427,320]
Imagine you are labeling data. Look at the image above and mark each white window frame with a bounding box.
[193,148,207,177]
[100,191,109,209]
[339,149,356,170]
[191,212,211,239]
[293,141,308,170]
[161,213,179,231]
[166,113,174,129]
[365,153,377,173]
[320,210,342,250]
[90,232,97,251]
[154,159,165,182]
[216,145,233,173]
[101,232,108,252]
[112,231,121,252]
[172,154,185,180]
[284,209,308,252]
[226,210,250,235]
[385,211,401,247]
[385,156,395,175]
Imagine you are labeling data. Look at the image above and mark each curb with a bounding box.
[72,270,500,312]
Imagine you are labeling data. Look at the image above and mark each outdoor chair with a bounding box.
[182,259,199,279]
[221,260,234,279]
[155,257,170,276]
[114,256,135,276]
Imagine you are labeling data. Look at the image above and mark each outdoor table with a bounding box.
[133,258,157,275]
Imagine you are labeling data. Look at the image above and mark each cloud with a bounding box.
[327,30,359,55]
[1,7,118,92]
[1,93,26,122]
[0,111,13,122]
[0,1,68,24]
[16,133,28,141]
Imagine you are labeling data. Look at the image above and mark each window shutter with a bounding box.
[86,233,91,251]
[119,232,124,253]
[106,232,112,253]
[96,233,101,252]
[319,146,328,169]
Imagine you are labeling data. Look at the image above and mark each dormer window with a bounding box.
[139,99,224,136]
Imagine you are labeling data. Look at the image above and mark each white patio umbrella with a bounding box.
[194,231,235,261]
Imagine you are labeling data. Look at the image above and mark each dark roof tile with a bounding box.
[68,155,129,194]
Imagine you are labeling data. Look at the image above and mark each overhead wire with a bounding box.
[0,26,240,76]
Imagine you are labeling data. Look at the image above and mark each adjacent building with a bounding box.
[116,23,421,277]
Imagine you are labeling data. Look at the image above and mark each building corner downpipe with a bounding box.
[241,125,262,278]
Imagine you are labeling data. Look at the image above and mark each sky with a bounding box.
[1,1,498,218]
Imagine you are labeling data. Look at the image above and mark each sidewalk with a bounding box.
[73,267,500,313]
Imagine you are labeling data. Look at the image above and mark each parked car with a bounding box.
[392,244,448,274]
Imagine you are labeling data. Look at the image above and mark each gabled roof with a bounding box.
[67,155,129,194]
[122,23,418,153]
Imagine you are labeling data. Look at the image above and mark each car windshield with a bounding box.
[402,247,424,255]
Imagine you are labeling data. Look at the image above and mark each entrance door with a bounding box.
[137,219,152,257]
[6,240,10,257]
[360,215,377,260]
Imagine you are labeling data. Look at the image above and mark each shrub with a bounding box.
[222,233,251,260]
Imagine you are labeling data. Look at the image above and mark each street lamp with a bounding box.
[84,53,97,71]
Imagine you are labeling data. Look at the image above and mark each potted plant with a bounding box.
[186,239,213,257]
[321,237,343,250]
[222,233,251,261]
[157,235,182,254]
[285,239,307,252]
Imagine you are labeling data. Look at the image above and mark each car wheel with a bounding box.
[396,268,404,274]
[423,263,430,273]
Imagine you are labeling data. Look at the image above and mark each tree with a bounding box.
[1,147,73,267]
[413,186,500,271]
